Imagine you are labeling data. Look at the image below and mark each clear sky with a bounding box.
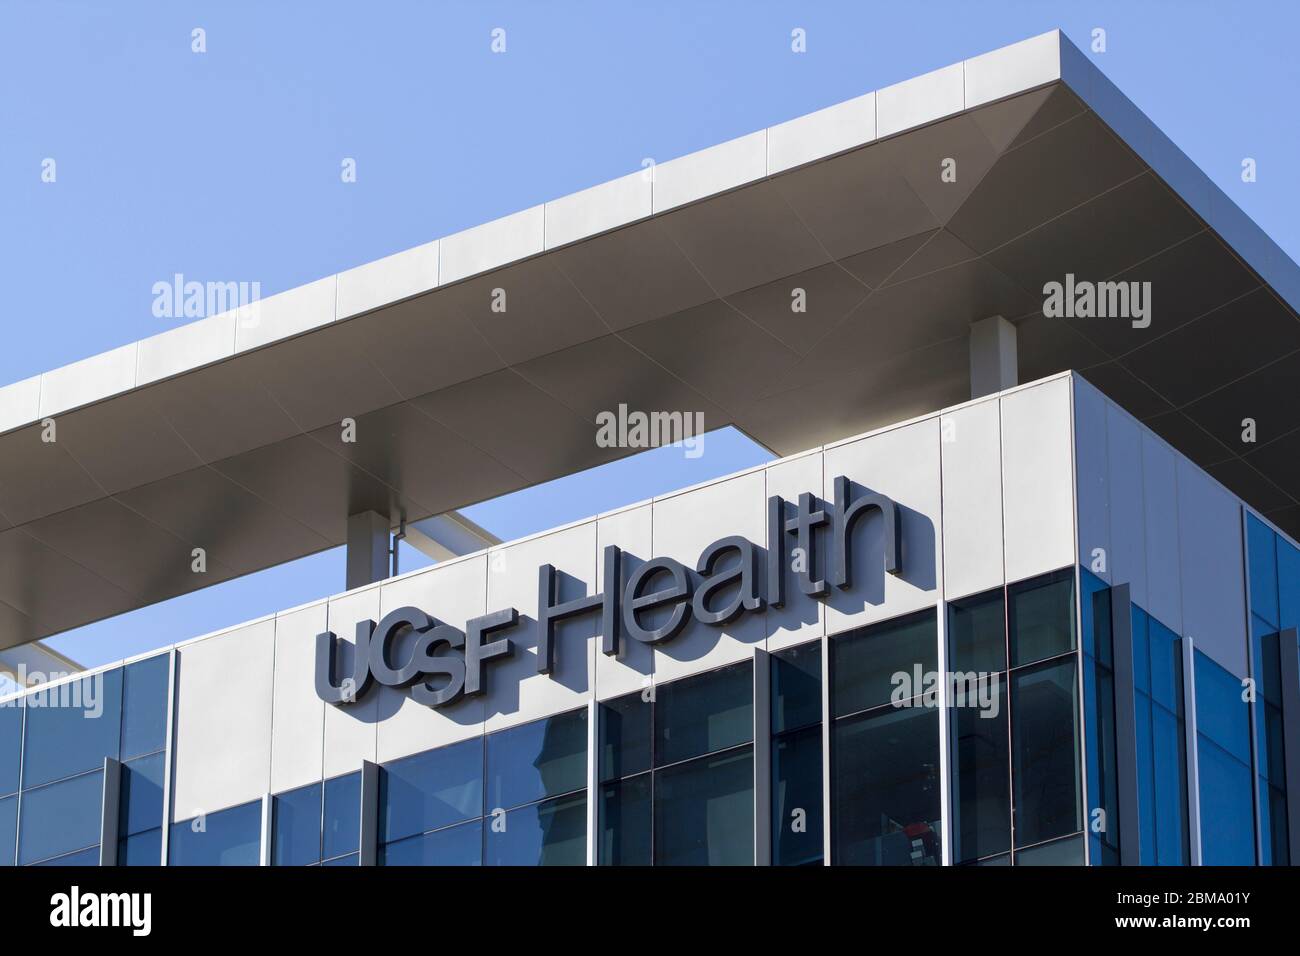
[1,0,1297,668]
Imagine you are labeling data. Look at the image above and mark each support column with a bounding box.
[969,315,1018,399]
[346,510,391,590]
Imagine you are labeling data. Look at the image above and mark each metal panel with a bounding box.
[753,647,772,866]
[940,397,1004,600]
[171,619,275,821]
[1182,636,1203,865]
[269,602,328,794]
[594,504,654,701]
[1001,376,1075,582]
[359,760,379,866]
[764,451,826,652]
[100,757,122,867]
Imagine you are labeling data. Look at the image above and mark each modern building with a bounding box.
[1,29,1298,867]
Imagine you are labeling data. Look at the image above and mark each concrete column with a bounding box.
[346,510,391,590]
[969,315,1018,399]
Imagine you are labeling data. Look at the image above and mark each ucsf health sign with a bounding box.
[316,476,901,709]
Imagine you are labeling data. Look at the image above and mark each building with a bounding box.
[1,29,1298,867]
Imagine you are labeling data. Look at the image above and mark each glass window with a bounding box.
[118,828,161,867]
[1081,571,1119,864]
[948,589,1006,674]
[34,846,101,866]
[0,794,15,866]
[1279,538,1300,631]
[832,611,937,718]
[380,737,482,844]
[1010,658,1081,847]
[599,693,650,783]
[484,793,586,866]
[119,752,165,838]
[597,775,651,866]
[19,770,104,865]
[485,709,587,812]
[120,655,170,760]
[380,819,482,866]
[1247,514,1279,628]
[168,801,261,866]
[833,705,940,865]
[1148,618,1182,714]
[1197,738,1255,865]
[772,725,822,866]
[21,669,123,789]
[1195,653,1251,763]
[0,702,20,796]
[655,663,752,766]
[951,675,1010,863]
[1014,832,1084,865]
[1008,569,1076,668]
[273,782,323,866]
[323,772,361,861]
[323,853,359,866]
[771,641,821,734]
[654,748,754,865]
[1150,706,1188,865]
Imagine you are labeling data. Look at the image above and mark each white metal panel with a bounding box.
[876,62,965,139]
[1141,434,1183,633]
[764,451,826,651]
[171,619,275,821]
[269,602,327,794]
[484,522,597,731]
[136,312,236,386]
[233,276,336,353]
[822,417,941,635]
[336,241,440,320]
[0,375,40,433]
[1000,377,1075,583]
[651,131,767,214]
[374,554,488,762]
[940,397,1005,600]
[963,30,1061,108]
[651,470,767,681]
[595,504,654,701]
[767,93,876,175]
[39,343,138,418]
[545,172,652,250]
[322,586,381,777]
[1176,458,1248,677]
[1105,403,1148,608]
[439,206,545,285]
[1072,376,1110,584]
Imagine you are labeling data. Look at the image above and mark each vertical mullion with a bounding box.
[359,760,379,866]
[820,635,832,865]
[100,757,122,866]
[1109,584,1140,864]
[586,698,597,866]
[159,647,177,866]
[753,648,771,866]
[1182,637,1202,865]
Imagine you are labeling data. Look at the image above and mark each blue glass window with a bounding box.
[486,709,587,811]
[1010,658,1081,847]
[1247,514,1279,628]
[654,748,754,866]
[381,819,482,866]
[34,846,101,866]
[1278,538,1300,631]
[599,693,650,782]
[380,737,482,845]
[120,655,169,760]
[832,611,937,717]
[119,752,165,838]
[0,794,15,866]
[655,662,752,766]
[0,701,20,797]
[484,792,586,866]
[771,642,823,866]
[1194,651,1255,865]
[118,828,162,867]
[19,770,103,865]
[1007,568,1076,668]
[168,800,261,866]
[273,782,322,866]
[21,669,123,789]
[323,772,361,861]
[597,774,650,866]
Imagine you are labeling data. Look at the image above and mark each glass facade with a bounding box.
[598,661,754,865]
[378,708,587,866]
[0,520,1294,868]
[0,653,170,866]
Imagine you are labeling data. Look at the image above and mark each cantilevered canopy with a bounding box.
[0,30,1297,648]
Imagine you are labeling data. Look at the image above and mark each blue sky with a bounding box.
[2,0,1297,667]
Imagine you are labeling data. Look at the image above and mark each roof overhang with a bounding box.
[2,29,1298,649]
